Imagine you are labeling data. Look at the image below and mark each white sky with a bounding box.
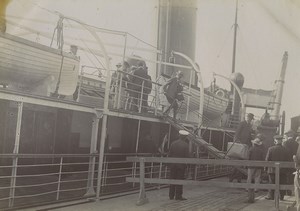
[5,0,300,128]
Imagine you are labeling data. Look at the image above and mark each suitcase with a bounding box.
[227,142,249,159]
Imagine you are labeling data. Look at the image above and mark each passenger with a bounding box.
[293,137,300,211]
[125,65,137,110]
[163,71,184,120]
[143,67,152,112]
[265,135,289,201]
[130,61,148,112]
[110,63,122,96]
[246,135,265,203]
[283,129,299,196]
[229,113,255,183]
[235,113,255,147]
[168,130,190,201]
[110,62,130,108]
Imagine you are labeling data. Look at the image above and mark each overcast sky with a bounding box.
[6,0,300,128]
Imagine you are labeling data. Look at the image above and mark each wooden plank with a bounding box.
[126,157,294,168]
[126,177,273,189]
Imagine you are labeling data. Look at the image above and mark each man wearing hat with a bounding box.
[235,113,255,147]
[246,135,265,202]
[163,71,184,120]
[283,129,298,195]
[229,113,255,182]
[168,130,190,201]
[265,135,289,200]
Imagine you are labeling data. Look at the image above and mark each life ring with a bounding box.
[215,89,225,98]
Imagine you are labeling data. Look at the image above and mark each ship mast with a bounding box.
[231,0,239,92]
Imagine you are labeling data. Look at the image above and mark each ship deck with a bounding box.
[23,177,296,211]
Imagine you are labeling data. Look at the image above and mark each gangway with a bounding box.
[163,115,247,175]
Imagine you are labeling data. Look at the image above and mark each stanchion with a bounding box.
[136,158,149,206]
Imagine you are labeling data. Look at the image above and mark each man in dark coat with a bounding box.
[265,135,289,200]
[130,62,148,111]
[247,136,265,187]
[163,71,184,120]
[235,113,255,147]
[168,130,190,201]
[293,136,300,211]
[283,129,298,195]
[229,113,255,182]
[246,135,265,203]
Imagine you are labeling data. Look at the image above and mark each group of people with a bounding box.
[110,61,152,112]
[167,113,300,203]
[230,112,300,202]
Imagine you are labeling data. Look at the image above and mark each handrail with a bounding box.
[0,153,98,158]
[127,156,294,210]
[127,157,294,168]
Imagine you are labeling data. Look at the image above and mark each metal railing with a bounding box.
[108,69,233,128]
[0,153,96,210]
[0,153,235,209]
[109,69,161,115]
[126,157,294,210]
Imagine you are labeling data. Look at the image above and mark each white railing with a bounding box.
[0,152,234,209]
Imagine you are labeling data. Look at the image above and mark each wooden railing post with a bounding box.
[136,158,148,206]
[274,162,280,211]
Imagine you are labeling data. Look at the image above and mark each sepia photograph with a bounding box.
[0,0,300,210]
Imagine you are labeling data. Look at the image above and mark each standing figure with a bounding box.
[246,135,265,203]
[168,130,190,201]
[235,113,255,147]
[283,129,299,196]
[293,136,300,211]
[229,113,255,182]
[130,62,148,112]
[163,71,184,119]
[142,67,152,112]
[265,135,289,201]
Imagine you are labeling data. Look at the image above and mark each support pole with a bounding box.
[275,162,280,210]
[9,101,23,207]
[96,114,108,199]
[136,158,149,205]
[85,111,101,197]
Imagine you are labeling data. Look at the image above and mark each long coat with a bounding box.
[163,77,182,100]
[265,144,289,174]
[283,139,299,160]
[169,138,189,169]
[235,120,253,146]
